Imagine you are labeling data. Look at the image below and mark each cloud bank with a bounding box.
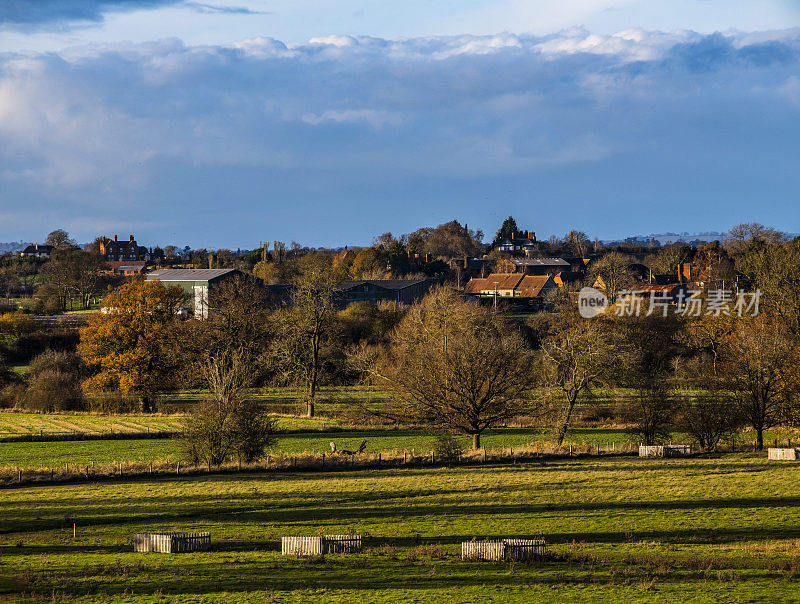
[0,28,799,246]
[0,0,259,29]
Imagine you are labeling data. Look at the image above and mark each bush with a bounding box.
[88,391,140,414]
[183,397,277,469]
[28,349,83,377]
[22,350,85,411]
[433,432,464,466]
[0,383,26,409]
[25,369,85,411]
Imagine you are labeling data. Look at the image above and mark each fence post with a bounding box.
[483,447,487,463]
[321,453,325,470]
[176,461,180,475]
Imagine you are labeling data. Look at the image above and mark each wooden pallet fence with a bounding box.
[134,532,211,553]
[768,448,800,460]
[281,535,363,556]
[639,445,691,458]
[322,534,362,554]
[461,538,547,562]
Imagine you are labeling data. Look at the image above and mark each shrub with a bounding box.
[25,369,85,411]
[0,383,26,409]
[88,391,140,414]
[433,432,463,466]
[22,350,85,412]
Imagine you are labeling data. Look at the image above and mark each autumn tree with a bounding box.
[78,280,187,411]
[359,287,536,449]
[541,316,615,445]
[273,254,339,417]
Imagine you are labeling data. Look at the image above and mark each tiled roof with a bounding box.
[516,275,552,297]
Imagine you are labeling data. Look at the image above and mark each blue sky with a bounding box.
[0,1,799,248]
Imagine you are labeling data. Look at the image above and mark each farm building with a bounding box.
[335,279,432,306]
[146,268,243,318]
[464,273,556,301]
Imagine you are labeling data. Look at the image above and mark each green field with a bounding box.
[0,427,648,470]
[4,422,797,470]
[3,454,800,602]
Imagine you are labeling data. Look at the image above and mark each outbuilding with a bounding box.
[146,268,242,318]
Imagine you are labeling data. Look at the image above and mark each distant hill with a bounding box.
[0,242,30,254]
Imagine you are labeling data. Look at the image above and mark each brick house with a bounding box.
[99,235,139,261]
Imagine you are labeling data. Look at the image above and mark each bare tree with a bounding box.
[563,230,589,258]
[720,316,796,450]
[589,252,635,301]
[676,394,740,451]
[725,222,786,257]
[273,254,339,417]
[541,318,614,445]
[358,287,536,449]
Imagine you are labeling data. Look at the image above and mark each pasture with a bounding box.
[0,427,646,470]
[3,455,800,602]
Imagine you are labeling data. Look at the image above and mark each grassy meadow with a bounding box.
[3,454,800,602]
[0,427,649,470]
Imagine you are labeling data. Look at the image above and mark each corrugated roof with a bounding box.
[337,279,426,291]
[147,268,239,281]
[512,257,570,267]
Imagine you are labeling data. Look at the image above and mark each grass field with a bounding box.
[3,454,800,602]
[0,412,338,437]
[0,427,647,469]
[4,421,798,470]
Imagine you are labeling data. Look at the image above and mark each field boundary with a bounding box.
[0,447,642,488]
[0,430,180,443]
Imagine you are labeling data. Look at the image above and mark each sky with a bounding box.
[0,1,799,249]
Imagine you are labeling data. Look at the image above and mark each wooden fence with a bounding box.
[461,539,547,562]
[639,445,691,458]
[134,532,210,553]
[281,535,362,556]
[768,448,800,460]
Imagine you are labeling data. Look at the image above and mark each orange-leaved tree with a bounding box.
[78,280,187,411]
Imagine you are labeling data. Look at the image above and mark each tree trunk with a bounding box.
[473,433,480,450]
[756,425,764,451]
[306,400,315,418]
[139,395,152,413]
[555,398,576,446]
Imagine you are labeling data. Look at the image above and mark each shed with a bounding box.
[146,268,242,318]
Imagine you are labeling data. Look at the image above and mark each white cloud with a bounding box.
[301,109,402,128]
[0,28,798,245]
